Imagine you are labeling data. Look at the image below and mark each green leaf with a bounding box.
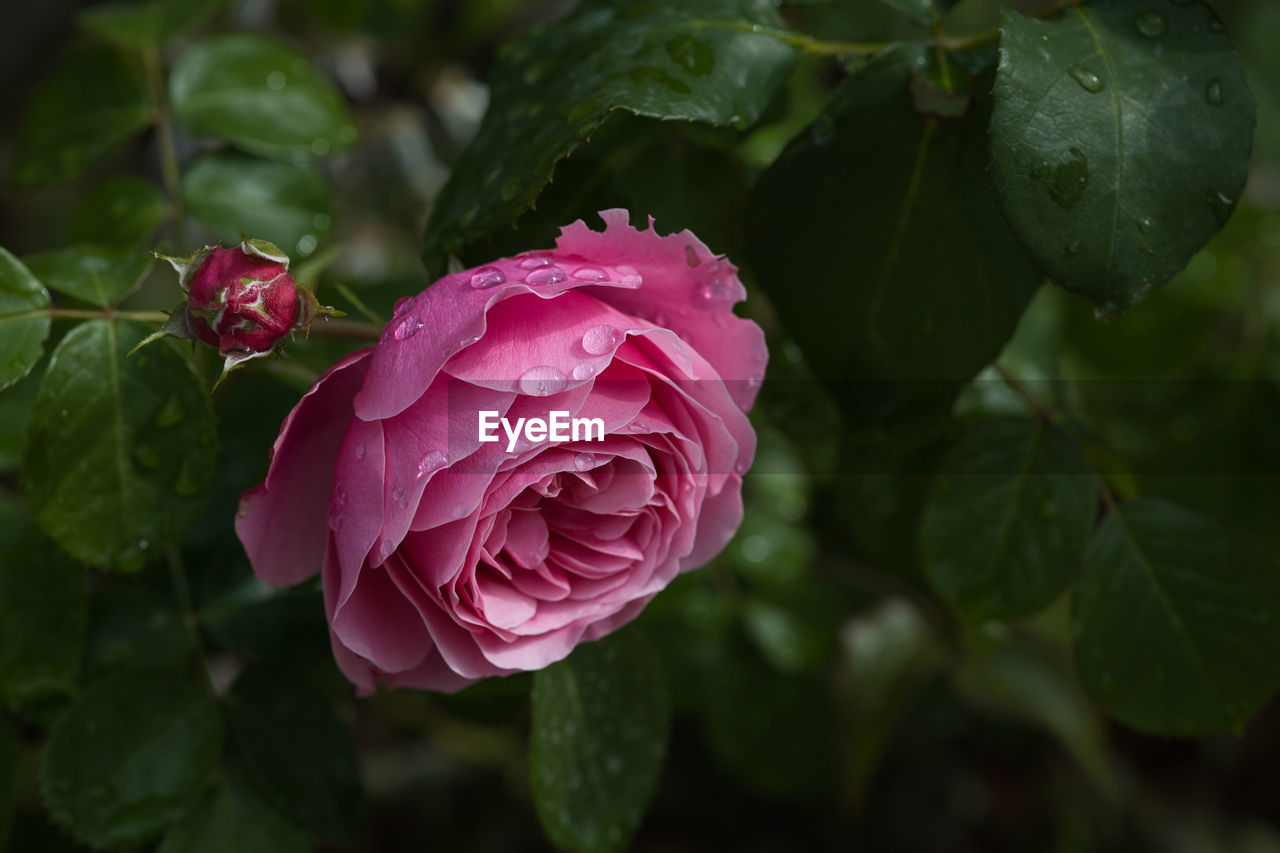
[872,0,952,28]
[41,669,222,849]
[24,246,153,308]
[78,0,228,51]
[183,151,333,258]
[424,0,797,257]
[201,586,330,665]
[82,584,194,679]
[158,780,309,853]
[70,177,168,248]
[0,713,16,851]
[990,1,1254,313]
[0,501,88,702]
[224,663,364,841]
[1074,499,1280,735]
[12,46,151,187]
[747,47,1040,425]
[530,630,670,853]
[920,417,1097,621]
[170,34,356,160]
[24,320,217,572]
[0,248,51,393]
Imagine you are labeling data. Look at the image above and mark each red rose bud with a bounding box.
[187,247,299,354]
[131,236,342,385]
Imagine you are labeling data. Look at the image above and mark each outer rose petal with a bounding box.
[236,349,371,586]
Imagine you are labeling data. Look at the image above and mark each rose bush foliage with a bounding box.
[236,210,766,691]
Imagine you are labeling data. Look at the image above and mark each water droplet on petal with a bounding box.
[581,325,619,355]
[572,362,597,381]
[525,265,567,285]
[574,452,597,471]
[616,265,642,287]
[1069,64,1105,93]
[354,444,366,460]
[392,484,409,508]
[393,315,423,340]
[572,265,607,281]
[1134,10,1167,37]
[628,419,648,433]
[519,255,552,269]
[469,266,506,289]
[417,449,447,478]
[696,276,734,304]
[459,334,481,348]
[393,296,415,317]
[519,365,568,397]
[684,245,701,267]
[1206,78,1224,105]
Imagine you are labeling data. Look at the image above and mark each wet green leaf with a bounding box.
[158,780,310,853]
[78,0,228,50]
[183,151,333,258]
[24,321,217,572]
[24,246,153,308]
[531,630,670,853]
[0,249,51,393]
[921,417,1097,621]
[747,47,1040,425]
[12,46,150,187]
[224,664,364,841]
[424,0,796,258]
[70,177,168,248]
[171,35,355,160]
[41,670,222,849]
[991,0,1254,312]
[1074,500,1280,734]
[0,501,88,702]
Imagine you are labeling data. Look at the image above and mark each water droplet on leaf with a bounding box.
[1069,64,1105,93]
[1134,10,1167,37]
[1205,78,1224,105]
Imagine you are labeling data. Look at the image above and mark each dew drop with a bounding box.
[1134,10,1167,37]
[417,449,447,478]
[393,315,423,341]
[616,265,642,287]
[696,277,733,304]
[519,365,568,397]
[572,362,597,381]
[354,444,366,460]
[581,325,619,355]
[393,295,415,317]
[1137,217,1153,234]
[519,255,552,269]
[392,484,409,508]
[628,419,648,433]
[572,265,607,281]
[574,452,597,471]
[469,266,506,289]
[1205,78,1224,105]
[1030,160,1051,182]
[1069,64,1105,93]
[525,265,567,285]
[1206,189,1234,224]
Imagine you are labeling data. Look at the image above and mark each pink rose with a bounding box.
[235,210,766,692]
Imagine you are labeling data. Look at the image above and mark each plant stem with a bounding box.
[333,282,386,326]
[305,318,384,341]
[48,307,169,322]
[143,46,187,253]
[992,362,1055,420]
[166,545,217,698]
